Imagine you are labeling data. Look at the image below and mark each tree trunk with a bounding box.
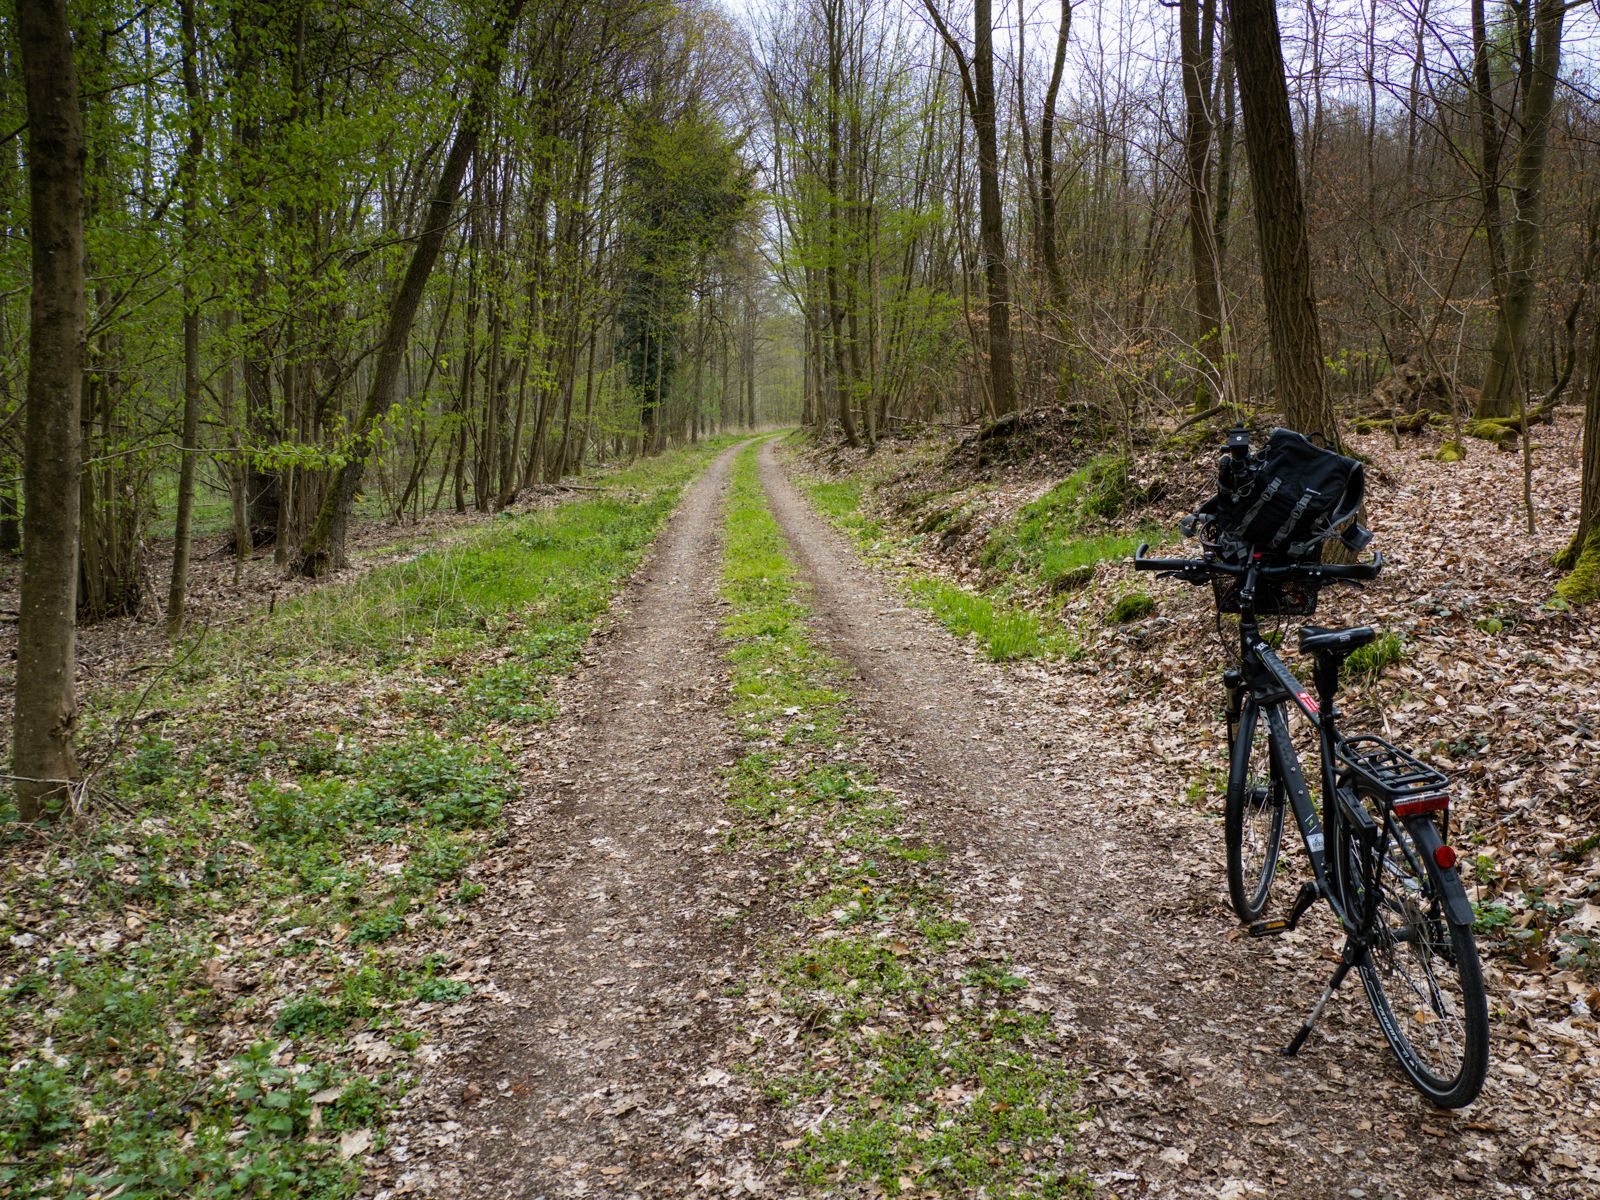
[1479,0,1566,415]
[167,0,204,640]
[1038,0,1072,314]
[1555,313,1600,583]
[922,0,1017,418]
[13,0,85,821]
[1231,0,1336,441]
[298,0,527,574]
[1182,0,1223,408]
[970,0,1016,417]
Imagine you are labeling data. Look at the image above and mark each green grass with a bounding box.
[980,456,1161,593]
[908,578,1077,661]
[1344,630,1405,684]
[2,438,734,1200]
[717,443,1083,1198]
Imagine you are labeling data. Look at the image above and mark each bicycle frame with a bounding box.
[1232,562,1356,932]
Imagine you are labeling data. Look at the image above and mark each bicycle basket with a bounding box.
[1211,573,1319,617]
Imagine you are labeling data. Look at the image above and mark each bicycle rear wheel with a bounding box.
[1225,700,1287,922]
[1341,806,1489,1107]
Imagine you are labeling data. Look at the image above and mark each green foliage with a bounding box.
[375,737,511,831]
[349,905,408,946]
[618,111,754,426]
[275,995,351,1036]
[979,457,1160,593]
[414,976,473,1003]
[0,1065,76,1150]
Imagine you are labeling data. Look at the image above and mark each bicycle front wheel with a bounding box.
[1224,700,1287,923]
[1343,808,1489,1107]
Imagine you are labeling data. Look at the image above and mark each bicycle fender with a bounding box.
[1406,816,1475,927]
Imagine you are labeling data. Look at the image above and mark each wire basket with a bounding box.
[1212,574,1320,617]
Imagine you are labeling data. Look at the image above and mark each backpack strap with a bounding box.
[1269,488,1320,550]
[1234,476,1282,536]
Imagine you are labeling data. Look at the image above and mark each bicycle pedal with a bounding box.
[1248,918,1294,938]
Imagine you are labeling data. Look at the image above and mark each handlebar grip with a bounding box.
[1311,550,1384,581]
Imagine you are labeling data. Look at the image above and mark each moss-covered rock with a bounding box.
[1435,440,1465,463]
[1107,592,1156,623]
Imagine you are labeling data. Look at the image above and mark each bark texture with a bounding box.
[1232,0,1337,442]
[13,0,85,820]
[1478,0,1566,415]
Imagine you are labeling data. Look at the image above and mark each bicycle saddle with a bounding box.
[1297,625,1377,656]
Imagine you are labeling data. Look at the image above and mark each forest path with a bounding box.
[403,439,1555,1200]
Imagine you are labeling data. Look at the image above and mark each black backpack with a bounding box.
[1184,428,1371,562]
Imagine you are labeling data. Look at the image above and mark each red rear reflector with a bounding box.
[1393,793,1449,817]
[1434,845,1457,870]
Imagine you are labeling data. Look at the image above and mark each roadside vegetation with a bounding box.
[792,439,1163,663]
[0,442,734,1199]
[717,442,1085,1197]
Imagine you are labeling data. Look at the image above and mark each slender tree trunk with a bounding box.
[1181,0,1223,407]
[1039,0,1072,313]
[298,0,528,573]
[13,0,85,821]
[1556,315,1600,600]
[167,0,204,640]
[922,0,1016,418]
[970,0,1015,417]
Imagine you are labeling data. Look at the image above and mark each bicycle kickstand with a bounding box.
[1282,940,1362,1057]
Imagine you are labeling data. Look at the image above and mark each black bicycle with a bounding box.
[1133,533,1489,1108]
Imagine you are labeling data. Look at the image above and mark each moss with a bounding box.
[1107,592,1155,623]
[1466,418,1519,451]
[1556,524,1600,604]
[1435,440,1465,463]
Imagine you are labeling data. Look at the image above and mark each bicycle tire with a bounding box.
[1224,700,1287,922]
[1339,804,1489,1107]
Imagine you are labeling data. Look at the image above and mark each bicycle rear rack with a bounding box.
[1334,734,1447,801]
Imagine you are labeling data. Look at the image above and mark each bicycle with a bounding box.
[1133,503,1489,1108]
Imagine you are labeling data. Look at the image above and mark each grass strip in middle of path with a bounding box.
[718,444,1085,1198]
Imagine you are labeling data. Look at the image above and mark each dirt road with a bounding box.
[379,439,1585,1199]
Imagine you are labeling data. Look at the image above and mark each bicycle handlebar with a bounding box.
[1132,543,1383,583]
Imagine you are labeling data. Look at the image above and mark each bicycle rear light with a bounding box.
[1392,793,1449,817]
[1433,844,1458,870]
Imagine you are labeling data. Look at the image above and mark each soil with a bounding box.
[365,436,1595,1199]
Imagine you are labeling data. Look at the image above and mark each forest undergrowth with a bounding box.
[793,411,1600,1076]
[0,438,740,1199]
